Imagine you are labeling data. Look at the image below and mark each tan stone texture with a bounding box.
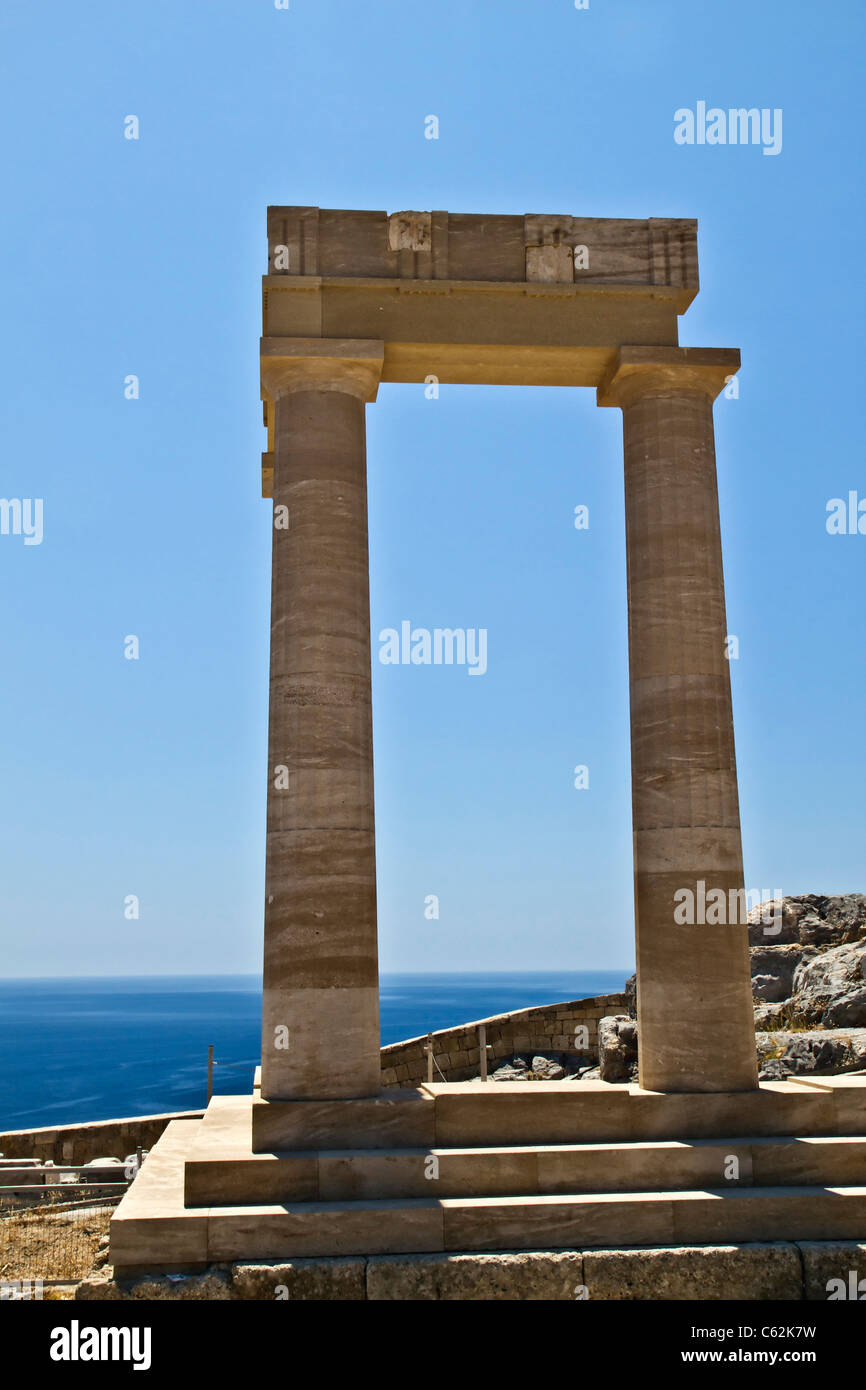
[798,1240,866,1300]
[231,1258,366,1300]
[600,349,756,1093]
[261,350,383,1101]
[80,1242,866,1301]
[583,1242,802,1301]
[366,1250,584,1300]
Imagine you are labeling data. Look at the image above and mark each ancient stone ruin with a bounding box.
[101,208,866,1289]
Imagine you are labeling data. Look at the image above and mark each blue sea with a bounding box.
[0,972,628,1131]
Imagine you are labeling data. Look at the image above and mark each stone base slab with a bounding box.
[108,1106,866,1273]
[247,1075,866,1152]
[185,1095,866,1205]
[251,1087,434,1151]
[421,1076,864,1145]
[108,1077,866,1273]
[79,1240,866,1301]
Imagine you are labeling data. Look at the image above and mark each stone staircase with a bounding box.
[109,1074,866,1276]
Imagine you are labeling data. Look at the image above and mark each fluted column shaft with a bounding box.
[599,348,758,1093]
[260,340,384,1100]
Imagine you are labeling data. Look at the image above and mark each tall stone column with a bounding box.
[259,338,385,1101]
[599,347,758,1093]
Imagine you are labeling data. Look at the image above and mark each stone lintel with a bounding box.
[597,345,741,408]
[261,277,687,394]
[265,206,699,297]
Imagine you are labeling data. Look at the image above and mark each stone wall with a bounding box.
[0,1111,203,1166]
[380,992,628,1089]
[78,1240,866,1301]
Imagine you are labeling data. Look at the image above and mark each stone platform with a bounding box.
[109,1074,866,1278]
[80,1240,866,1301]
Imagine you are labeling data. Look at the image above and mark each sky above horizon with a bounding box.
[0,0,863,978]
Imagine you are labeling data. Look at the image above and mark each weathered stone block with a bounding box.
[798,1241,866,1301]
[231,1258,366,1300]
[76,1270,233,1301]
[367,1250,584,1300]
[583,1243,802,1301]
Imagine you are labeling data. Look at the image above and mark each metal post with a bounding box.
[426,1032,434,1084]
[478,1024,488,1082]
[207,1044,214,1103]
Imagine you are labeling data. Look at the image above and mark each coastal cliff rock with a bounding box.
[749,896,866,1033]
[756,1029,866,1079]
[750,944,813,1004]
[619,895,866,1082]
[789,941,866,1027]
[747,894,866,949]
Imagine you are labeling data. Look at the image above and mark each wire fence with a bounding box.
[0,1188,121,1284]
[0,1044,255,1290]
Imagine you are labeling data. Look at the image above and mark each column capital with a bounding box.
[261,337,385,404]
[597,346,740,409]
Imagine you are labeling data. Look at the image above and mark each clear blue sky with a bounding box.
[0,0,863,977]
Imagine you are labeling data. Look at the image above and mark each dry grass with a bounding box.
[772,1005,824,1032]
[754,1003,821,1034]
[0,1202,112,1283]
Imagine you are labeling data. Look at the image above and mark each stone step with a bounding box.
[201,1185,866,1262]
[185,1132,866,1206]
[249,1076,866,1151]
[251,1087,435,1151]
[109,1116,866,1275]
[424,1077,866,1145]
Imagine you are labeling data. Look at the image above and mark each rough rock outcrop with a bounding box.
[597,1015,638,1083]
[748,897,866,1031]
[790,941,866,1027]
[531,1055,566,1080]
[747,894,866,949]
[622,896,866,1081]
[750,944,814,1004]
[757,1029,866,1080]
[489,1053,573,1082]
[490,1059,530,1082]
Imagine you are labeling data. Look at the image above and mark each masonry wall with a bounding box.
[0,1111,203,1165]
[380,992,628,1089]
